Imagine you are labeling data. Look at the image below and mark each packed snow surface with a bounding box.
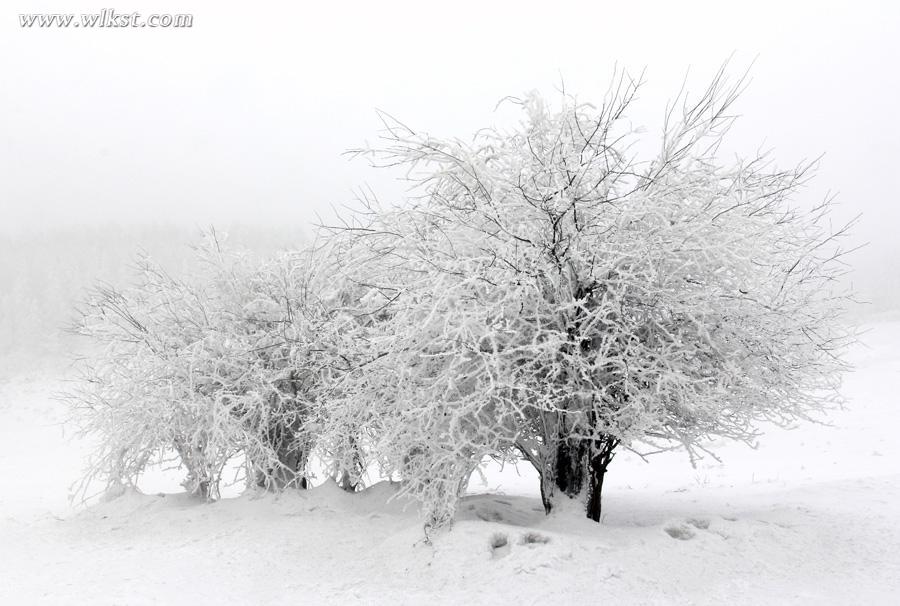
[1,321,898,605]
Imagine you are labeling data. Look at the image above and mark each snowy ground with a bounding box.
[1,321,898,605]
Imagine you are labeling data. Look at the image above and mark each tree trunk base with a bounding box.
[543,434,617,523]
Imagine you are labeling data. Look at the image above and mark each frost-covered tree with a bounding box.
[69,232,333,499]
[327,66,856,525]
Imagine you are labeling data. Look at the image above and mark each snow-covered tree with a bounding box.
[327,66,856,525]
[69,232,332,499]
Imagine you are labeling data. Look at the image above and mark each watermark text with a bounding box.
[19,10,193,29]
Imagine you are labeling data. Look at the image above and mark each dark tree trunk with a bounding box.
[539,472,554,514]
[584,436,617,522]
[256,442,309,490]
[539,421,590,514]
[338,469,356,492]
[544,433,618,522]
[545,279,619,521]
[536,359,621,521]
[554,437,588,497]
[195,478,213,500]
[255,370,310,490]
[174,439,217,500]
[337,436,365,493]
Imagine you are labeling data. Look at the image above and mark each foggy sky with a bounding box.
[1,0,898,311]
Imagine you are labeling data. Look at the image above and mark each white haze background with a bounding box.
[1,1,898,357]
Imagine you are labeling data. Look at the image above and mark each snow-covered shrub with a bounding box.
[69,233,330,499]
[326,65,856,525]
[297,269,376,493]
[309,223,520,526]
